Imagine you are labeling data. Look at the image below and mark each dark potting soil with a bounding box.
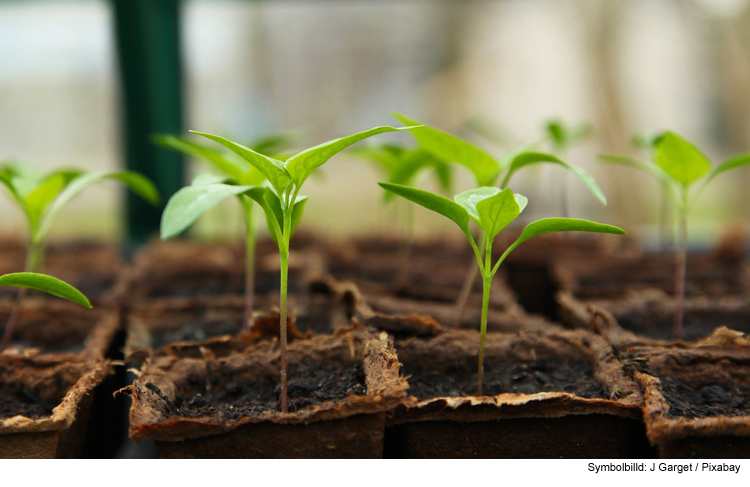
[612,308,750,342]
[150,319,241,350]
[403,357,605,401]
[162,363,366,418]
[0,389,55,420]
[659,378,750,420]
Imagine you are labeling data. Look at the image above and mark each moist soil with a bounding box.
[0,388,55,420]
[609,306,750,342]
[659,378,750,420]
[159,363,366,418]
[403,357,605,401]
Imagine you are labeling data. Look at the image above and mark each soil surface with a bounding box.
[610,307,750,342]
[162,363,366,417]
[659,378,750,419]
[0,389,56,420]
[403,357,605,401]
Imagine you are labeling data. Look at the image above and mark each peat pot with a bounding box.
[127,328,407,458]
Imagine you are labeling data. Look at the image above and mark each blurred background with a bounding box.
[1,0,749,247]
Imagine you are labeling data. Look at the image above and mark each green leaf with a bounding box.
[546,120,591,149]
[597,154,671,184]
[24,173,67,228]
[502,152,607,205]
[286,126,416,188]
[259,191,308,245]
[655,132,711,187]
[475,188,525,239]
[0,169,27,211]
[513,218,625,250]
[704,153,750,186]
[455,187,501,224]
[36,171,160,242]
[0,272,91,308]
[153,134,252,184]
[393,113,500,186]
[378,182,470,238]
[191,131,290,194]
[191,173,229,186]
[161,183,256,240]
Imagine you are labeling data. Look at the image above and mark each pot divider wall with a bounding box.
[126,328,407,458]
[385,328,650,458]
[623,345,750,458]
[0,355,112,458]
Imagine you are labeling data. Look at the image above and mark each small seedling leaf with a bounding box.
[286,126,415,188]
[514,217,625,249]
[475,188,525,239]
[655,132,711,187]
[455,187,501,223]
[0,272,91,308]
[379,182,471,238]
[393,113,500,186]
[161,183,255,240]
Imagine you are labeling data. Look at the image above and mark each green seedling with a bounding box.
[379,182,625,394]
[601,131,750,338]
[392,114,607,326]
[350,142,453,282]
[0,162,158,350]
[161,124,419,412]
[545,118,593,218]
[154,132,297,333]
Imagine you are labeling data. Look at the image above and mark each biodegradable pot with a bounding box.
[120,238,323,310]
[557,290,750,349]
[0,240,124,306]
[326,236,517,310]
[124,279,355,365]
[0,300,119,360]
[624,346,750,458]
[0,355,112,458]
[127,329,408,458]
[385,328,650,458]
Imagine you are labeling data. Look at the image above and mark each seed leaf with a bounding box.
[393,113,500,186]
[503,152,607,205]
[286,126,416,188]
[655,132,711,187]
[161,183,255,240]
[513,218,625,250]
[191,131,290,193]
[379,182,470,238]
[0,272,91,308]
[455,187,501,223]
[475,188,526,239]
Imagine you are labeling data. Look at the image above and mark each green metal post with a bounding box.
[111,0,185,244]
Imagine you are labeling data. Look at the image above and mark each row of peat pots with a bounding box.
[1,231,749,458]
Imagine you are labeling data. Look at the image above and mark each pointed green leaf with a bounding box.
[513,218,625,250]
[259,191,309,246]
[655,132,711,187]
[24,173,67,228]
[191,131,290,193]
[455,187,501,224]
[597,154,671,184]
[378,182,470,238]
[161,183,256,240]
[475,188,525,239]
[705,153,750,186]
[393,113,500,186]
[153,134,251,183]
[0,272,91,308]
[286,126,416,188]
[240,186,284,244]
[502,152,607,205]
[0,169,27,211]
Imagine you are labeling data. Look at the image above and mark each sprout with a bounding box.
[0,162,159,350]
[161,124,419,412]
[600,131,750,338]
[380,182,625,394]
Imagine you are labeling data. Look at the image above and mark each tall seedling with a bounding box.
[155,133,295,333]
[601,132,750,338]
[0,163,158,349]
[545,119,592,217]
[161,125,419,412]
[392,114,607,325]
[380,183,624,394]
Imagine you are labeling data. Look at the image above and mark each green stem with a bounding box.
[1,240,43,351]
[477,237,492,396]
[454,232,485,328]
[278,202,293,413]
[673,191,688,339]
[242,204,256,333]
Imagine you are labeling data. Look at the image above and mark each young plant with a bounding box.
[544,119,593,217]
[0,162,159,350]
[392,114,607,325]
[600,132,750,338]
[0,272,92,349]
[160,124,418,412]
[379,182,625,394]
[154,133,294,332]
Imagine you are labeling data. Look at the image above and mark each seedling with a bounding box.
[379,182,625,394]
[154,133,298,332]
[392,114,607,326]
[545,119,593,217]
[600,132,750,338]
[161,124,418,412]
[0,162,158,350]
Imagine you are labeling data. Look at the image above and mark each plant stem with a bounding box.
[242,204,256,333]
[454,232,485,328]
[0,240,43,351]
[673,200,688,339]
[659,186,673,251]
[279,247,289,412]
[477,237,492,396]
